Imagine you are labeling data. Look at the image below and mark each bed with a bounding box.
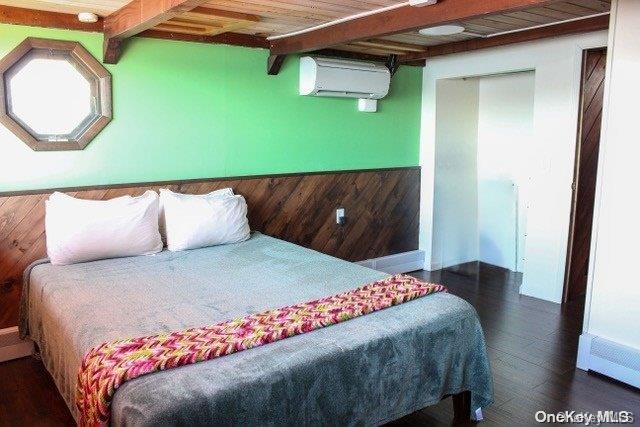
[20,232,493,426]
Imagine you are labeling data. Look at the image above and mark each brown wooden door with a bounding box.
[563,48,607,303]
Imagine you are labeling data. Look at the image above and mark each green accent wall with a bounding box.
[0,24,422,192]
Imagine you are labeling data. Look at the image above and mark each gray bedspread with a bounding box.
[20,232,492,426]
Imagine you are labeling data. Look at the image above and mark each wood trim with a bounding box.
[267,54,286,75]
[314,49,384,62]
[0,166,419,197]
[0,37,112,151]
[0,167,421,329]
[352,39,426,53]
[139,29,269,49]
[269,0,557,55]
[400,14,610,62]
[187,7,261,24]
[302,49,423,67]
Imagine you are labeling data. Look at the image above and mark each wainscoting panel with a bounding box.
[0,167,420,328]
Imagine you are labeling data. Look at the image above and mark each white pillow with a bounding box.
[45,191,163,265]
[158,188,234,242]
[160,189,250,251]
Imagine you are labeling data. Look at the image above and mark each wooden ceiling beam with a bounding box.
[267,54,286,75]
[310,49,425,67]
[0,5,269,51]
[104,0,208,40]
[158,8,261,37]
[270,0,557,55]
[103,38,123,64]
[0,5,103,32]
[400,14,609,62]
[103,0,213,63]
[0,5,423,68]
[351,39,426,53]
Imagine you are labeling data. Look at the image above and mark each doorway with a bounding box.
[563,48,607,303]
[431,71,534,279]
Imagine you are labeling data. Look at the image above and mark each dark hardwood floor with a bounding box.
[395,263,640,426]
[0,262,638,426]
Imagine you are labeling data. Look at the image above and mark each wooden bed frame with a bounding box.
[452,391,473,423]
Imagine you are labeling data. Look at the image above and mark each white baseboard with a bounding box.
[356,250,425,274]
[427,257,478,272]
[577,333,640,389]
[426,261,442,271]
[0,326,34,362]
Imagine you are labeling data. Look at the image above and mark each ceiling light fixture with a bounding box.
[78,12,99,23]
[419,24,466,36]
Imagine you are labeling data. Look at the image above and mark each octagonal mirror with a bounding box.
[0,38,112,151]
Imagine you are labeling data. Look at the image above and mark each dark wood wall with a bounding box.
[0,167,420,328]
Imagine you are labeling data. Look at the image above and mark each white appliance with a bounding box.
[299,56,390,100]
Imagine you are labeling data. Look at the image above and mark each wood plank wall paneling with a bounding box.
[563,48,606,302]
[0,167,420,328]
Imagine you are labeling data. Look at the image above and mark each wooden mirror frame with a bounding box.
[0,38,112,151]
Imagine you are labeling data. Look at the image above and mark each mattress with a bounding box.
[20,232,492,426]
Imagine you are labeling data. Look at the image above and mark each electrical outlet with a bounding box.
[336,208,346,226]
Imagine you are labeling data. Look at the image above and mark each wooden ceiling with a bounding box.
[0,0,610,68]
[376,1,610,51]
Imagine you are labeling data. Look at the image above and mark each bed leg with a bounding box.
[452,390,472,424]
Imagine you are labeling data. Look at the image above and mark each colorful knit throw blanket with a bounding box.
[76,274,446,426]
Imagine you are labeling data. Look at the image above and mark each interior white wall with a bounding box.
[582,0,640,351]
[477,72,535,272]
[431,78,479,269]
[419,30,608,303]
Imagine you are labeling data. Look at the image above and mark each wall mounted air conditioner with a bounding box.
[299,57,390,111]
